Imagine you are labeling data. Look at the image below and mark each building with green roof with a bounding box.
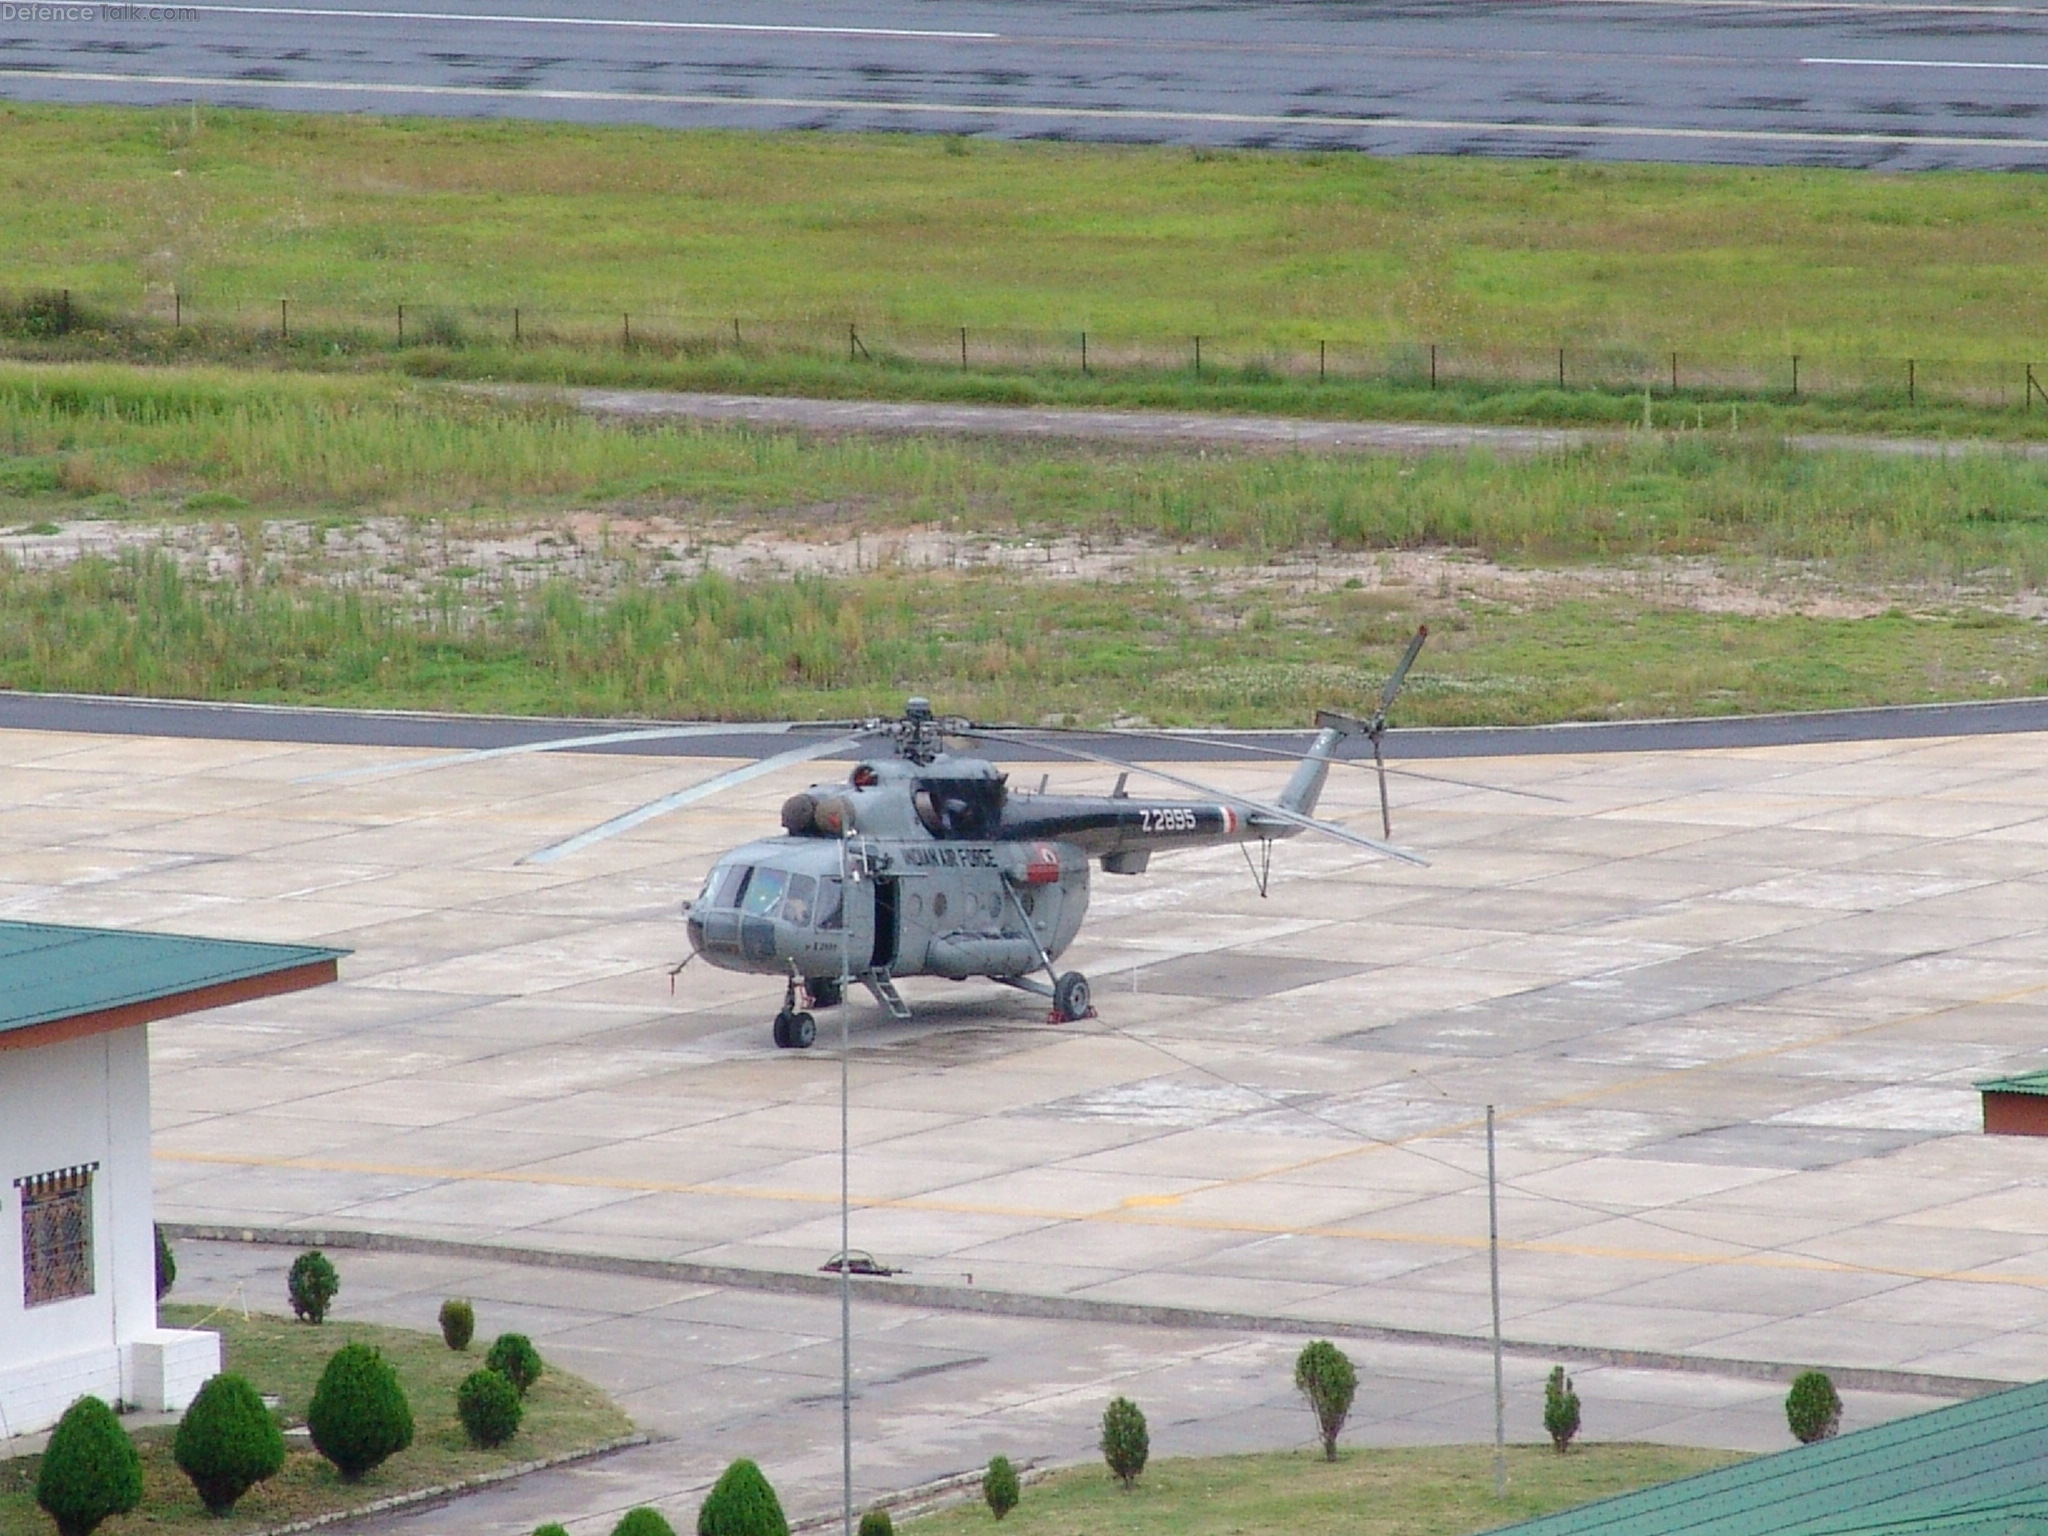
[0,920,342,1439]
[1490,1377,2045,1536]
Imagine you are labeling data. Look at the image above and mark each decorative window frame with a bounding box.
[15,1163,98,1308]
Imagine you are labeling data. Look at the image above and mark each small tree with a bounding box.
[1294,1340,1358,1462]
[440,1298,476,1351]
[983,1455,1020,1520]
[535,1526,571,1536]
[37,1397,142,1536]
[174,1372,287,1514]
[696,1458,788,1536]
[1101,1397,1149,1489]
[155,1224,177,1301]
[486,1333,544,1397]
[1543,1367,1581,1454]
[457,1368,524,1448]
[616,1512,678,1536]
[858,1508,894,1536]
[1786,1371,1843,1444]
[288,1249,340,1324]
[307,1342,414,1481]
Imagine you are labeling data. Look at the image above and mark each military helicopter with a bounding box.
[311,632,1438,1049]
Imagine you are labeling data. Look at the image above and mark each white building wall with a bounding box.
[0,1026,216,1438]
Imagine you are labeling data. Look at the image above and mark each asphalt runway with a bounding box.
[3,0,2048,168]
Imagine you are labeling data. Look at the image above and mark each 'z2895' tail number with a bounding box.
[1139,806,1235,836]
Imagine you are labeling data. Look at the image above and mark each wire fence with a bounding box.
[11,286,2048,411]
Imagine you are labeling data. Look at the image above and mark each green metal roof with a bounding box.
[1487,1379,2048,1536]
[0,920,345,1037]
[1975,1070,2048,1097]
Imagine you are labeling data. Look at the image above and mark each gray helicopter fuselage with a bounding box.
[684,754,1094,985]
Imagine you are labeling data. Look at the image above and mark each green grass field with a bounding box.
[905,1445,1743,1536]
[8,101,2048,427]
[1,362,2044,725]
[0,1306,632,1536]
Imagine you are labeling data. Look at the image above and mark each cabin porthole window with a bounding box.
[17,1163,97,1307]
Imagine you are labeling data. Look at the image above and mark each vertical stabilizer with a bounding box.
[1278,720,1358,816]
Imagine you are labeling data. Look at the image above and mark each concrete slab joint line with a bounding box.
[160,1226,2013,1404]
[245,1434,650,1536]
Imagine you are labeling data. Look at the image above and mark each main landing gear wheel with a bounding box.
[773,1010,817,1050]
[1052,971,1094,1023]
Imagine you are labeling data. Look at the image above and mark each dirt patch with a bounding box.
[0,511,2007,622]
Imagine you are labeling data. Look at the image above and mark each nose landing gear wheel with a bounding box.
[1052,971,1094,1023]
[773,1010,818,1049]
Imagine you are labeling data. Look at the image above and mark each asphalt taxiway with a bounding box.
[4,0,2048,167]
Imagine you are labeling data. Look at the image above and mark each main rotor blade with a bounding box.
[963,729,1425,866]
[1022,725,1564,804]
[1375,734,1393,840]
[520,730,875,866]
[298,722,816,785]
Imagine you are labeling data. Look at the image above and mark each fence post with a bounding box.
[2031,363,2040,411]
[1430,343,1437,390]
[1670,351,1678,395]
[1791,354,1799,398]
[174,290,181,328]
[1319,339,1326,383]
[397,303,404,346]
[1081,331,1089,375]
[280,298,288,340]
[62,289,70,330]
[733,317,741,347]
[960,326,968,370]
[514,307,521,344]
[1558,347,1565,388]
[1908,358,1916,405]
[623,312,631,348]
[1194,335,1202,376]
[849,323,856,362]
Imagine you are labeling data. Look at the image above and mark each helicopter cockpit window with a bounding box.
[712,865,752,909]
[815,878,845,931]
[779,874,817,927]
[741,867,789,917]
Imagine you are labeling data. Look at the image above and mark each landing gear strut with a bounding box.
[772,974,817,1050]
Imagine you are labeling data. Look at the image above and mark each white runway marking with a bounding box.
[1805,54,2048,68]
[12,67,2048,153]
[178,4,1000,42]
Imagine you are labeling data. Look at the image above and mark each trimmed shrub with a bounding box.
[1544,1366,1582,1454]
[288,1249,340,1324]
[174,1372,286,1514]
[486,1333,544,1397]
[983,1455,1020,1521]
[440,1297,476,1352]
[1100,1397,1149,1489]
[307,1342,413,1481]
[616,1509,679,1536]
[535,1527,571,1536]
[457,1367,523,1448]
[696,1458,788,1536]
[36,1396,143,1536]
[858,1508,894,1536]
[1294,1340,1357,1462]
[1787,1371,1843,1444]
[155,1224,177,1301]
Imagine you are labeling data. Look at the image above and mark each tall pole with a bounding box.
[1488,1105,1506,1498]
[839,836,855,1536]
